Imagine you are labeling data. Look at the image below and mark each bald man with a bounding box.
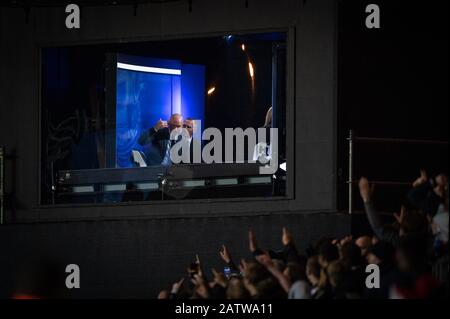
[138,113,183,166]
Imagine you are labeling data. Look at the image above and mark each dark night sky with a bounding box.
[337,0,449,210]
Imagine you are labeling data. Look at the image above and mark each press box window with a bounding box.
[40,32,287,205]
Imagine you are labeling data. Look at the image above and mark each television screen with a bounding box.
[114,54,205,167]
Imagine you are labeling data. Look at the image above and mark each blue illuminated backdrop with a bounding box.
[115,54,205,167]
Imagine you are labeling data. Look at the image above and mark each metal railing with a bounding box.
[347,130,448,215]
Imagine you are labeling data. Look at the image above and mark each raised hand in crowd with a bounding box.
[219,245,232,264]
[255,251,290,293]
[282,227,293,246]
[359,177,374,203]
[211,268,228,288]
[170,277,185,295]
[412,169,428,188]
[248,229,258,253]
[191,273,209,299]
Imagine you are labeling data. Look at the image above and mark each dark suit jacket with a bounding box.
[138,127,170,166]
[138,127,202,165]
[171,137,201,164]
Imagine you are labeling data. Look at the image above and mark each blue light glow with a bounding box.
[115,54,205,167]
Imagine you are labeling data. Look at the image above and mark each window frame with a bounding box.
[36,27,297,220]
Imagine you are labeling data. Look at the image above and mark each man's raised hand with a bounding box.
[154,118,168,131]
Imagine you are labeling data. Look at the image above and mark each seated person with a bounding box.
[183,118,201,164]
[138,113,183,166]
[183,117,195,141]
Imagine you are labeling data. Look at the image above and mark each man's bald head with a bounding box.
[168,113,183,132]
